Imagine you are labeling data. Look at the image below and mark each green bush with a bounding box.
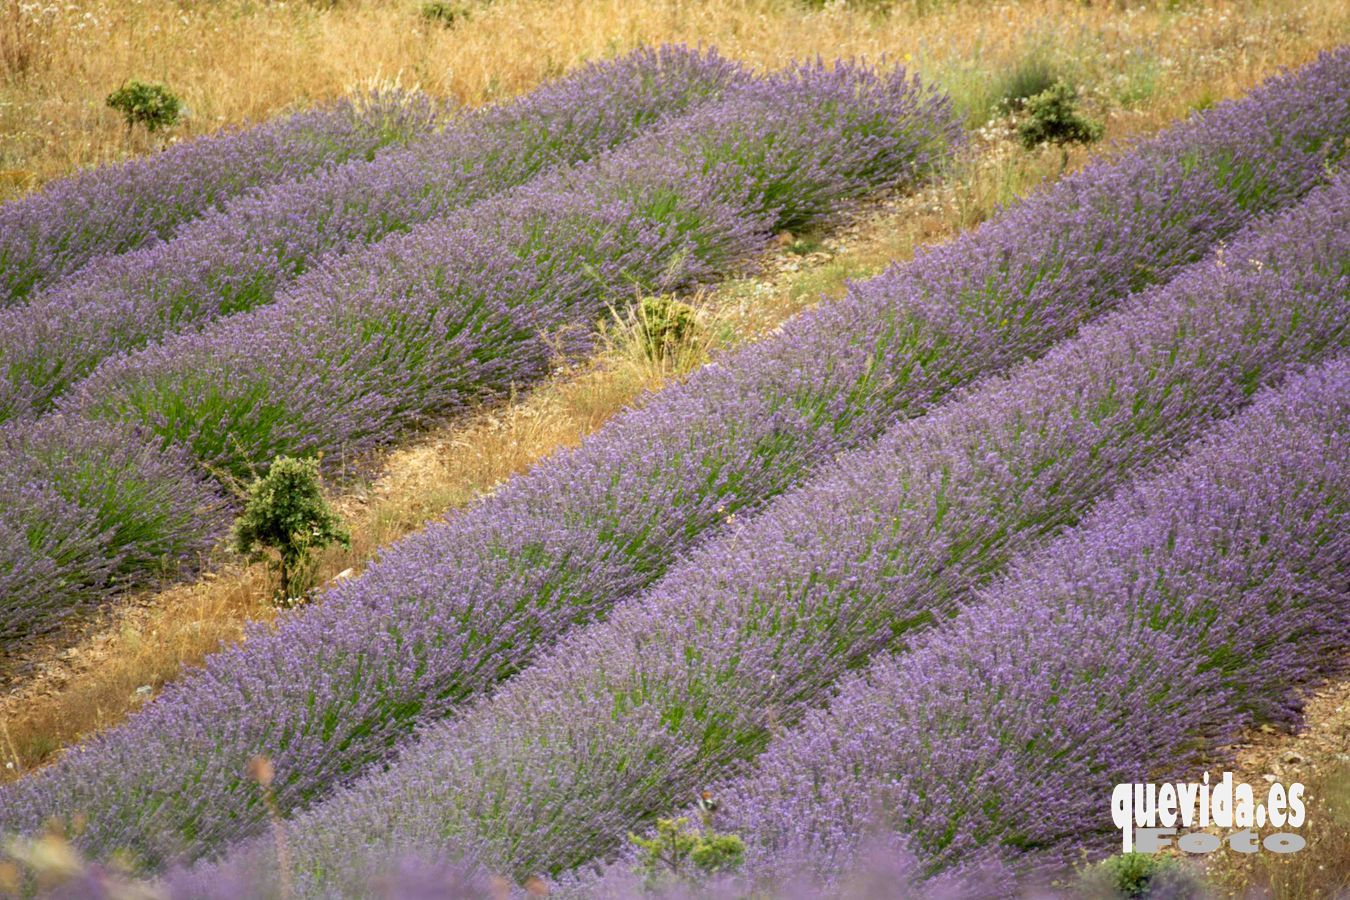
[630,817,745,886]
[1017,80,1104,150]
[234,456,349,604]
[420,0,472,25]
[106,81,182,133]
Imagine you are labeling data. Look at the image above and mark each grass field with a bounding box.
[2,0,1343,199]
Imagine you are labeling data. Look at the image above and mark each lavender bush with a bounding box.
[710,356,1348,892]
[9,47,1341,628]
[0,88,443,306]
[0,52,1342,872]
[66,58,961,481]
[0,46,749,421]
[229,175,1343,886]
[0,473,110,645]
[0,416,227,647]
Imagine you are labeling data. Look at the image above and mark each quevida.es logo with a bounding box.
[1111,771,1306,855]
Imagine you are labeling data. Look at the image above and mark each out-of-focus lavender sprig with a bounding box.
[0,87,444,307]
[561,829,1023,900]
[0,415,228,647]
[166,829,1018,900]
[159,838,496,900]
[1,51,1341,874]
[238,174,1346,886]
[0,828,497,900]
[710,354,1348,892]
[65,57,960,481]
[0,46,750,421]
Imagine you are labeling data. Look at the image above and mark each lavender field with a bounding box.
[0,18,1347,900]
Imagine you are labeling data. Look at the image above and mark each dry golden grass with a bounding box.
[2,0,1345,199]
[1203,673,1350,899]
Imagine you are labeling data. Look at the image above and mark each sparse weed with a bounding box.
[420,0,472,27]
[630,816,745,887]
[996,46,1061,111]
[1080,852,1205,899]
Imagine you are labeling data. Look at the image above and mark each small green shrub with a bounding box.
[1189,89,1218,113]
[1081,852,1205,899]
[633,295,700,363]
[420,0,472,25]
[630,817,745,886]
[106,81,182,133]
[1017,81,1104,150]
[234,456,349,604]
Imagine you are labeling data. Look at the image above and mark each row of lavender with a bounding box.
[64,59,961,481]
[0,47,758,645]
[169,352,1350,899]
[689,354,1348,896]
[2,51,1342,873]
[0,46,750,422]
[205,175,1341,893]
[0,54,959,645]
[0,416,228,643]
[0,88,443,306]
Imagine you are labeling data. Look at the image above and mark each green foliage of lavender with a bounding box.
[0,87,442,305]
[1,50,1342,873]
[0,46,747,420]
[709,355,1347,892]
[0,416,227,646]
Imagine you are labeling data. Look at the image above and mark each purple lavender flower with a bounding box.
[160,838,495,900]
[0,46,750,421]
[713,354,1348,892]
[65,58,960,481]
[225,175,1345,887]
[0,87,443,306]
[0,472,111,644]
[0,52,1342,876]
[0,415,228,647]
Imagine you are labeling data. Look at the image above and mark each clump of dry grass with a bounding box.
[1242,764,1350,899]
[1204,673,1350,899]
[0,0,55,85]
